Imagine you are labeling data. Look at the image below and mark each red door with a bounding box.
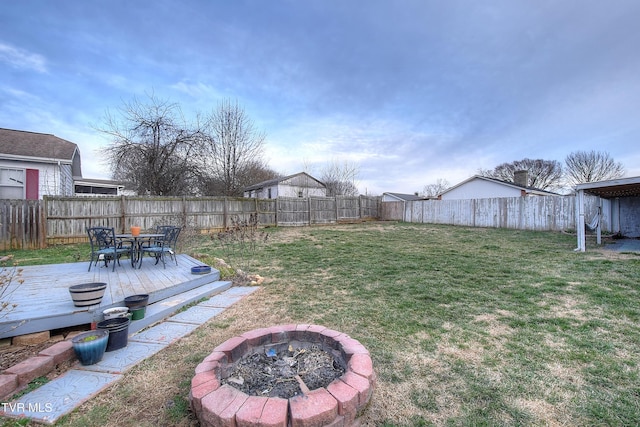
[25,169,39,199]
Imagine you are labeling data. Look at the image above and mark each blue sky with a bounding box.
[1,1,639,195]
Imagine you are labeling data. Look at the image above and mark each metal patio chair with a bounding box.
[86,226,133,272]
[138,225,181,268]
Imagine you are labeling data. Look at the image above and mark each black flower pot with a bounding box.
[124,294,149,310]
[97,317,131,352]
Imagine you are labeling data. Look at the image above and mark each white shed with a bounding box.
[244,172,326,199]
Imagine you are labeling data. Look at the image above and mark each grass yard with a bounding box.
[3,222,640,426]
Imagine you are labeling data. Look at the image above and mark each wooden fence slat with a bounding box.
[0,195,381,249]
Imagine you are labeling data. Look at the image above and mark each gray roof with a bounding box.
[383,192,425,201]
[575,176,640,198]
[0,128,79,162]
[244,172,325,191]
[440,175,559,197]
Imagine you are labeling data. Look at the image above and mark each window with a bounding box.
[0,168,25,199]
[298,191,303,198]
[268,188,272,199]
[74,185,118,195]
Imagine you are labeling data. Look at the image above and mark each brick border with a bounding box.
[190,324,375,427]
[0,340,75,401]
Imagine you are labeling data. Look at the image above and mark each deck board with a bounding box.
[0,254,218,339]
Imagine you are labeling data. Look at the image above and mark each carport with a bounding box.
[575,176,640,251]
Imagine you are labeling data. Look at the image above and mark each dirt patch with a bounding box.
[221,343,344,398]
[1,324,91,371]
[1,340,59,370]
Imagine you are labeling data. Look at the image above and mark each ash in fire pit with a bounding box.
[190,324,375,427]
[221,343,345,398]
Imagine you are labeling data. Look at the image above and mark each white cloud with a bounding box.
[0,42,47,73]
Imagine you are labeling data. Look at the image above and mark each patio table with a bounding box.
[116,233,164,268]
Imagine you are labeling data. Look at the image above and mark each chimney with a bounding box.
[514,170,528,187]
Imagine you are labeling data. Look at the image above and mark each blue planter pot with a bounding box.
[191,265,212,275]
[72,330,109,365]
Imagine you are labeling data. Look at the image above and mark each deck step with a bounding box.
[126,280,232,334]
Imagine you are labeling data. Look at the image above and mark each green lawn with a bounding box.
[3,222,639,426]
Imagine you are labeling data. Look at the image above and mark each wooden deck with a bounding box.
[0,254,220,339]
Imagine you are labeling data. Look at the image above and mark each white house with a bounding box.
[0,128,123,199]
[439,174,557,200]
[244,172,326,199]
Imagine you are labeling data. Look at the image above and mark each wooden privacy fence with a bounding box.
[0,195,381,249]
[0,200,45,251]
[381,194,607,232]
[0,194,605,250]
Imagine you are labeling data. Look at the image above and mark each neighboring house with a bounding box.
[0,128,123,199]
[439,174,558,200]
[381,192,428,202]
[74,177,127,196]
[244,172,326,199]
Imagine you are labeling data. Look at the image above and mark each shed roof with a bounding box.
[440,175,558,197]
[575,176,640,198]
[0,128,78,162]
[383,192,425,201]
[244,172,325,191]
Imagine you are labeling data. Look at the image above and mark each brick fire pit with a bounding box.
[190,324,375,426]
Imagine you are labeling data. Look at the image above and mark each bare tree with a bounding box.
[479,158,563,191]
[421,179,450,197]
[198,99,267,196]
[98,94,201,195]
[320,159,360,196]
[200,159,281,195]
[564,150,625,187]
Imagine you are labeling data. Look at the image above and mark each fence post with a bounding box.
[182,196,187,228]
[223,197,228,229]
[40,197,47,248]
[120,195,126,233]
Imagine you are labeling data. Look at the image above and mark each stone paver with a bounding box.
[130,321,200,344]
[168,306,224,325]
[200,286,259,308]
[78,341,167,374]
[0,370,121,424]
[0,287,260,424]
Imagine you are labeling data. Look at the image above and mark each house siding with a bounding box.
[0,159,74,199]
[278,183,325,198]
[441,179,523,200]
[244,172,327,198]
[619,196,640,237]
